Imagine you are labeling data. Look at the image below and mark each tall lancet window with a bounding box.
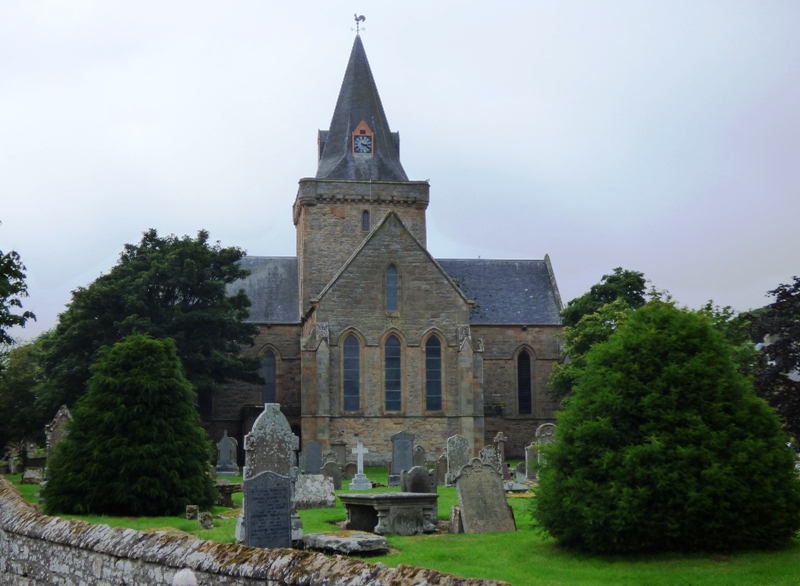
[386,265,398,312]
[425,336,443,411]
[343,335,360,412]
[385,335,402,412]
[262,350,277,404]
[362,210,370,232]
[517,350,532,415]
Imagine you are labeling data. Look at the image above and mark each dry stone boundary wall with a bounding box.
[0,478,507,585]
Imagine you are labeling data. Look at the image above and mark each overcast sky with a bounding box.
[2,1,798,341]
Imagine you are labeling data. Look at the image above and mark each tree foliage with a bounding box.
[753,276,800,441]
[535,301,800,554]
[38,229,260,416]
[0,248,35,347]
[560,267,647,327]
[42,334,218,516]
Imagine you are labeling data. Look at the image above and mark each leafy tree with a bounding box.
[699,301,759,378]
[560,267,647,327]
[42,334,218,516]
[38,229,260,417]
[535,301,800,554]
[549,298,633,399]
[0,248,35,347]
[753,277,800,441]
[0,332,52,448]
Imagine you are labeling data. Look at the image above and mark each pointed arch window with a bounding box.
[385,335,402,412]
[425,336,443,411]
[262,350,277,404]
[517,350,532,415]
[386,265,398,312]
[362,210,370,232]
[343,335,360,412]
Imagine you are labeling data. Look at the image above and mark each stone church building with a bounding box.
[207,35,563,463]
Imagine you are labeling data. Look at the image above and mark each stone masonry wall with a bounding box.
[0,478,507,586]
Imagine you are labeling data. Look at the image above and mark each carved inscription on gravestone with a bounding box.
[244,471,292,549]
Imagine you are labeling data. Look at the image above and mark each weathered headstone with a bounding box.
[294,474,336,509]
[525,442,537,481]
[413,445,426,467]
[321,461,343,490]
[302,440,323,475]
[535,423,557,474]
[331,440,347,465]
[343,461,357,480]
[243,470,292,549]
[215,430,239,476]
[435,453,447,486]
[21,468,43,485]
[44,405,72,460]
[456,459,516,534]
[388,431,414,486]
[323,450,338,464]
[446,434,470,486]
[493,432,511,480]
[198,511,214,530]
[186,505,199,520]
[515,462,527,484]
[349,442,372,490]
[237,403,302,544]
[480,445,503,476]
[401,465,439,520]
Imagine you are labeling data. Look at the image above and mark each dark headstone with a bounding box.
[244,471,292,549]
[321,461,342,490]
[401,465,438,520]
[303,440,323,474]
[389,431,414,486]
[456,459,516,534]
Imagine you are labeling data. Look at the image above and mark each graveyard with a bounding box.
[3,466,800,585]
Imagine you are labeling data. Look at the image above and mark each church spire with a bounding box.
[316,35,408,181]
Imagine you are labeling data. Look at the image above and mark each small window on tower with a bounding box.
[362,210,370,231]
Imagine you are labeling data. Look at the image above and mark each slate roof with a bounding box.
[228,257,300,323]
[437,259,563,325]
[316,35,408,182]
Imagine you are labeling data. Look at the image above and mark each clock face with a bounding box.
[354,135,373,154]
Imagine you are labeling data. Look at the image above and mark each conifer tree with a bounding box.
[42,334,217,516]
[535,301,800,554]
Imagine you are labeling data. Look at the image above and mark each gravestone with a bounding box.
[294,474,336,509]
[44,405,72,460]
[323,450,338,464]
[446,434,470,486]
[455,459,516,534]
[198,511,214,530]
[435,453,447,486]
[388,431,414,486]
[349,442,372,490]
[243,470,292,549]
[525,442,537,481]
[535,423,557,474]
[321,461,343,490]
[413,445,426,467]
[343,462,357,480]
[401,465,439,520]
[215,430,239,476]
[515,462,527,484]
[237,403,302,544]
[331,440,347,465]
[302,440,323,475]
[480,445,503,476]
[186,505,199,520]
[493,432,511,480]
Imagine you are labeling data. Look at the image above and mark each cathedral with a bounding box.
[208,35,564,463]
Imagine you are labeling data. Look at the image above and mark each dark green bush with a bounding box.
[42,334,217,516]
[534,301,800,554]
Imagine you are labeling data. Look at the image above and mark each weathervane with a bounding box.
[353,14,366,35]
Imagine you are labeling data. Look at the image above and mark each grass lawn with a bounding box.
[5,470,800,586]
